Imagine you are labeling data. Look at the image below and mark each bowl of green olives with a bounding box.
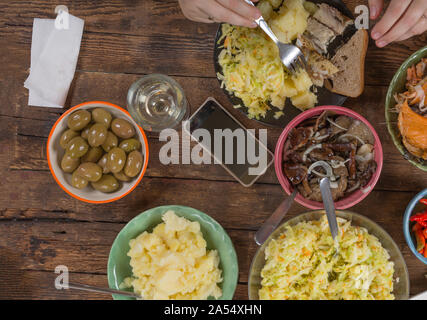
[47,101,149,203]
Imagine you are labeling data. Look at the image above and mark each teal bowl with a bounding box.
[107,205,239,300]
[385,46,427,171]
[403,189,427,265]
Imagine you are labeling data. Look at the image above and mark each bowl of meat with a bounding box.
[385,47,427,171]
[275,105,383,209]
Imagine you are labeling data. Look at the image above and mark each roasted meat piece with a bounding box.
[306,18,335,54]
[313,3,353,35]
[398,101,427,160]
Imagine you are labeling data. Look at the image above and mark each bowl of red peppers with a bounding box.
[404,189,427,264]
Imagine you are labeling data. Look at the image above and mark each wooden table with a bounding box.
[0,0,426,300]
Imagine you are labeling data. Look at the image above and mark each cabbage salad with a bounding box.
[217,0,317,120]
[259,216,395,300]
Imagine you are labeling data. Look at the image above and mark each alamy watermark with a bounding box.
[355,5,370,30]
[54,5,69,30]
[52,3,370,31]
[159,121,269,176]
[54,265,69,289]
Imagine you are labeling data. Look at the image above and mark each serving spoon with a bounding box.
[255,189,297,245]
[67,282,142,299]
[320,177,340,256]
[244,0,306,74]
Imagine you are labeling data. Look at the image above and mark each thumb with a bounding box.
[368,0,384,19]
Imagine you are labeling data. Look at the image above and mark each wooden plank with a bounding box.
[0,244,249,299]
[0,270,108,300]
[1,166,427,283]
[9,119,427,192]
[0,158,425,225]
[0,0,216,37]
[0,232,247,300]
[0,219,425,297]
[0,2,426,84]
[2,70,426,191]
[0,0,386,38]
[0,169,307,225]
[0,220,255,283]
[0,267,249,300]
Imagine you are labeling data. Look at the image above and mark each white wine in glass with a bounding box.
[127,74,189,132]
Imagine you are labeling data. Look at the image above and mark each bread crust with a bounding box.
[325,29,369,98]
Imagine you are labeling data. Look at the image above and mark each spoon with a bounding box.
[67,282,142,299]
[319,177,340,256]
[255,189,297,245]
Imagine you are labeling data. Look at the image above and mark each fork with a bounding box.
[244,0,306,74]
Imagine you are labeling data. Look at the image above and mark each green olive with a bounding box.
[75,163,103,182]
[97,154,110,174]
[66,137,89,159]
[71,171,88,189]
[88,123,108,147]
[124,151,143,178]
[67,110,91,131]
[119,138,141,153]
[101,131,118,153]
[91,175,120,193]
[81,125,92,140]
[113,171,131,182]
[61,153,80,173]
[111,118,135,139]
[107,147,126,173]
[60,129,79,149]
[92,108,112,128]
[81,147,103,163]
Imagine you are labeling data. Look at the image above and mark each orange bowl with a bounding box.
[47,101,149,204]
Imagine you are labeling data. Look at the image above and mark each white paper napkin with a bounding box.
[410,290,427,300]
[24,15,84,108]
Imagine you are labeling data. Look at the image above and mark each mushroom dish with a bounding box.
[283,111,377,202]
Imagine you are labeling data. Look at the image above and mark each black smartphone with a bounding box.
[185,97,274,187]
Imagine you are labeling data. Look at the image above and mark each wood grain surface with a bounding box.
[0,0,426,300]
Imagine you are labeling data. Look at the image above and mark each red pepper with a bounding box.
[419,220,427,228]
[423,228,427,239]
[424,248,427,258]
[420,199,427,206]
[409,212,427,222]
[415,229,426,253]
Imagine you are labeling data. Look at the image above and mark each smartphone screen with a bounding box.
[186,98,273,187]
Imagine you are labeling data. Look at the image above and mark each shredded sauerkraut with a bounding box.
[259,216,395,300]
[217,0,317,120]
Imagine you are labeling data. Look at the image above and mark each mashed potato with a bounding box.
[121,210,223,300]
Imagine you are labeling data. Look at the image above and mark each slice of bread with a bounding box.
[325,29,368,98]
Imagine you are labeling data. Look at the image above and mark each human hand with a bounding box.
[178,0,261,28]
[369,0,427,47]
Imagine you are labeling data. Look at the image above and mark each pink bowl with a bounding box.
[275,105,383,210]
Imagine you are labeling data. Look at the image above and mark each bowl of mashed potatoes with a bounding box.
[107,205,238,300]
